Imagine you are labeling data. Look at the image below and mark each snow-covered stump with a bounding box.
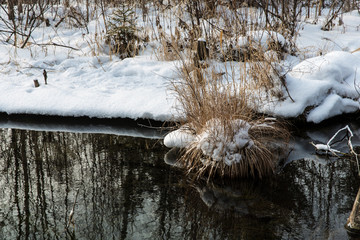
[346,186,360,236]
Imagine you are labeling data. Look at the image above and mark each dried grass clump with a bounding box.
[179,117,289,179]
[150,0,293,179]
[172,61,289,179]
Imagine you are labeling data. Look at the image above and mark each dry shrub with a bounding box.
[180,119,289,179]
[245,57,286,101]
[172,56,289,179]
[173,64,252,129]
[156,35,184,61]
[155,1,293,180]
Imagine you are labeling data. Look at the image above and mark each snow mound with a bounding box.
[307,94,359,123]
[238,31,286,50]
[1,5,360,124]
[265,51,360,123]
[0,50,179,121]
[197,119,254,166]
[164,126,196,148]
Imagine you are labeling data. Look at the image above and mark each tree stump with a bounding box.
[197,39,208,61]
[34,79,40,88]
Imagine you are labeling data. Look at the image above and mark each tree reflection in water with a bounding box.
[0,128,359,239]
[0,129,179,239]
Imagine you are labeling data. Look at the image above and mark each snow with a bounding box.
[309,125,354,156]
[312,143,331,151]
[238,30,287,50]
[0,5,359,125]
[163,126,196,148]
[0,47,179,121]
[196,119,252,165]
[262,50,360,123]
[307,94,360,123]
[164,119,254,166]
[0,118,163,139]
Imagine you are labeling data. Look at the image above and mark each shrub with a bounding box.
[170,58,290,179]
[179,118,289,179]
[106,4,141,59]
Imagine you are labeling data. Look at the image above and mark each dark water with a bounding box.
[1,119,360,239]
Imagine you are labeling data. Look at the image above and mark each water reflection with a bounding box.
[0,127,359,239]
[0,129,174,239]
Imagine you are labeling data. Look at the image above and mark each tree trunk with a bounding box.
[8,0,15,20]
[17,0,23,14]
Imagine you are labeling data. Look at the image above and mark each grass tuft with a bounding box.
[171,53,290,179]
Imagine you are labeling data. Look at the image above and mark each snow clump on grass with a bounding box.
[164,118,288,179]
[195,119,253,166]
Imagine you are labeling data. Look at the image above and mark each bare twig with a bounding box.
[35,42,80,51]
[346,126,360,176]
[43,69,47,85]
[321,1,345,31]
[354,69,360,96]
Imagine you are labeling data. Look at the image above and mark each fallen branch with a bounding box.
[310,125,360,175]
[35,42,80,51]
[310,141,341,156]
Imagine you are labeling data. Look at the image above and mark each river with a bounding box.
[0,116,359,239]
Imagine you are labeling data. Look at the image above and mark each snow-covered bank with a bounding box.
[0,4,360,123]
[264,51,360,123]
[0,49,179,121]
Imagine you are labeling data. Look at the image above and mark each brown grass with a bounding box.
[178,116,289,180]
[171,50,290,179]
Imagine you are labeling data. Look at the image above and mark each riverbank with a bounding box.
[0,112,169,139]
[0,2,360,124]
[1,109,359,137]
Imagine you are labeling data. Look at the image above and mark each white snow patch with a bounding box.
[0,5,360,124]
[263,51,360,122]
[196,119,254,165]
[164,127,196,148]
[238,30,286,50]
[165,119,255,166]
[307,94,360,123]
